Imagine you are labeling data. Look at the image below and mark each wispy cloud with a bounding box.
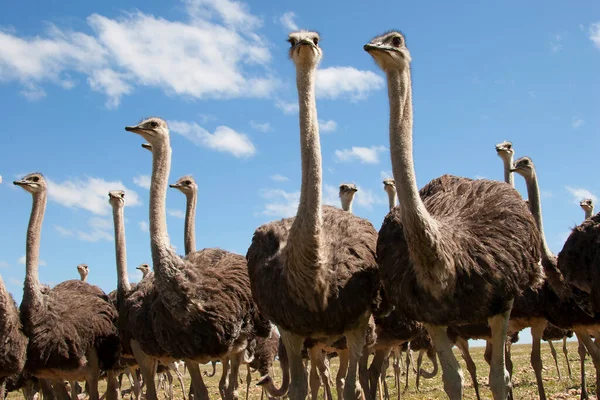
[572,117,584,129]
[355,188,385,210]
[566,186,597,204]
[541,190,553,199]
[275,98,299,115]
[279,11,298,31]
[54,225,74,237]
[380,170,393,180]
[250,121,272,133]
[590,23,600,49]
[257,188,299,218]
[316,67,384,101]
[323,184,340,207]
[270,174,289,182]
[0,261,9,268]
[78,217,113,242]
[46,176,141,216]
[319,119,337,133]
[168,209,185,219]
[139,221,149,233]
[18,255,46,266]
[335,145,387,164]
[550,34,563,53]
[170,120,256,158]
[0,0,277,107]
[133,174,151,190]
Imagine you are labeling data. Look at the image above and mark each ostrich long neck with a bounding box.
[288,62,322,257]
[584,207,594,220]
[184,190,197,255]
[386,188,397,211]
[524,171,553,261]
[387,70,440,249]
[112,202,131,303]
[340,195,353,213]
[24,190,46,311]
[502,155,514,187]
[149,142,177,277]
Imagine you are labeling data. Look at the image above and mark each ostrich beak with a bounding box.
[125,125,147,135]
[13,180,27,186]
[169,183,181,188]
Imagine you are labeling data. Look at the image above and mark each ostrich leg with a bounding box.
[280,330,308,400]
[576,336,589,400]
[425,325,463,400]
[488,306,511,400]
[415,351,424,392]
[336,349,350,400]
[131,341,159,400]
[547,341,561,380]
[368,349,390,400]
[529,320,547,400]
[343,320,369,400]
[562,337,572,379]
[455,337,481,400]
[185,361,209,400]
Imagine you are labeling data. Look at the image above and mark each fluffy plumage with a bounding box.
[249,329,280,376]
[377,175,543,326]
[0,278,26,378]
[247,205,379,337]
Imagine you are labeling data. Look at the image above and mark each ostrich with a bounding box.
[136,264,151,279]
[169,175,197,255]
[580,199,594,220]
[541,324,573,380]
[0,273,27,384]
[14,173,121,400]
[339,183,358,212]
[77,264,89,282]
[494,141,514,187]
[244,327,280,400]
[365,31,542,400]
[125,118,271,400]
[382,179,396,211]
[247,31,381,400]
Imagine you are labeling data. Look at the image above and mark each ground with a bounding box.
[6,341,597,399]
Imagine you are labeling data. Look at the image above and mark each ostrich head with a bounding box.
[108,190,125,208]
[510,156,535,180]
[288,31,322,67]
[125,118,169,147]
[364,31,411,72]
[76,264,89,281]
[13,172,46,194]
[580,198,594,214]
[383,179,396,194]
[169,175,197,196]
[339,183,358,198]
[136,263,151,278]
[495,141,514,161]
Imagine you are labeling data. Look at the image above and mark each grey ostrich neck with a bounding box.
[288,61,322,258]
[502,155,514,187]
[111,201,131,299]
[149,141,177,278]
[584,207,594,220]
[24,189,46,312]
[340,196,353,213]
[184,190,197,255]
[386,188,397,211]
[387,69,440,247]
[523,171,553,262]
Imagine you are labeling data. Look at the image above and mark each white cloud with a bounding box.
[380,170,392,180]
[590,23,600,49]
[270,174,289,182]
[0,175,3,184]
[355,188,385,210]
[168,209,185,219]
[0,261,9,268]
[250,121,272,133]
[139,221,149,233]
[323,184,340,207]
[566,186,597,205]
[258,188,299,218]
[572,117,584,129]
[0,0,277,107]
[133,174,151,190]
[170,120,256,158]
[54,225,74,237]
[77,217,113,242]
[541,190,553,199]
[550,34,562,53]
[18,255,46,266]
[279,11,298,31]
[319,119,337,133]
[316,67,384,101]
[8,278,21,287]
[46,176,141,216]
[334,145,387,164]
[275,98,299,115]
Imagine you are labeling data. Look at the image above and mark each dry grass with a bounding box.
[6,341,597,399]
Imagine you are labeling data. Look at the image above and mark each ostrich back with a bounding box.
[557,213,600,309]
[0,282,26,378]
[20,280,120,375]
[130,249,267,361]
[542,323,572,341]
[247,205,379,337]
[377,175,542,326]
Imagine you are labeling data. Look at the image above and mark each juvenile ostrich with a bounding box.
[0,274,27,382]
[339,183,358,212]
[542,324,573,380]
[366,32,542,400]
[382,179,396,211]
[244,327,280,400]
[14,173,121,400]
[136,264,151,279]
[247,31,381,400]
[77,264,89,282]
[169,175,197,255]
[125,118,271,400]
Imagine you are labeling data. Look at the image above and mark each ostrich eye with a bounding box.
[32,176,39,182]
[392,36,403,47]
[313,37,319,45]
[184,180,191,185]
[288,38,296,46]
[150,121,158,128]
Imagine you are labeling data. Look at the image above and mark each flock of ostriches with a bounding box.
[1,30,599,400]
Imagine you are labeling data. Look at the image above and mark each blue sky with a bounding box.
[1,1,599,346]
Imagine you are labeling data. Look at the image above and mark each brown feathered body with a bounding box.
[557,213,600,310]
[0,278,27,378]
[247,205,379,337]
[377,175,543,326]
[127,248,270,362]
[20,280,120,379]
[542,323,572,341]
[249,328,280,376]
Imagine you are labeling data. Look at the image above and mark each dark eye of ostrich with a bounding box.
[313,37,319,45]
[31,176,39,182]
[184,180,191,185]
[392,36,403,47]
[288,38,296,46]
[150,121,158,128]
